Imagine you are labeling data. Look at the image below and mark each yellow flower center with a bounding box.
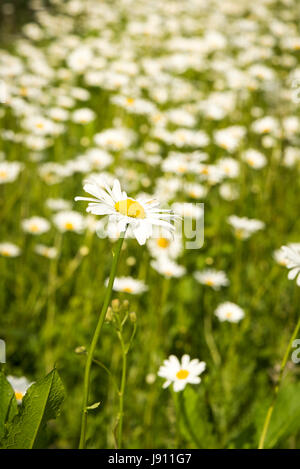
[36,122,44,129]
[0,171,7,179]
[123,287,133,293]
[15,391,23,401]
[205,279,214,286]
[176,369,189,380]
[126,98,135,106]
[157,237,170,249]
[226,312,233,319]
[65,222,74,230]
[1,250,10,256]
[115,199,145,219]
[30,224,39,232]
[20,87,28,96]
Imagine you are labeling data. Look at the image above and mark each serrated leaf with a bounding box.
[0,369,65,449]
[0,372,18,440]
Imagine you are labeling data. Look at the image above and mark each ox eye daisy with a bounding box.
[158,354,206,392]
[0,242,21,257]
[215,302,245,323]
[280,245,300,286]
[108,276,148,294]
[194,269,229,290]
[53,210,86,233]
[75,177,177,245]
[21,216,50,235]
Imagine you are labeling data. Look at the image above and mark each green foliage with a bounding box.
[0,369,65,449]
[254,381,300,449]
[0,372,18,440]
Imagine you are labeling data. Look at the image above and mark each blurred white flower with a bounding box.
[194,269,229,290]
[53,210,86,233]
[215,302,245,323]
[0,242,21,257]
[109,276,148,294]
[22,216,50,235]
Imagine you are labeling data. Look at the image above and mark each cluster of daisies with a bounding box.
[1,0,300,399]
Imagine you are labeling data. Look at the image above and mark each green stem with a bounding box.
[258,316,300,449]
[117,333,127,449]
[79,233,125,449]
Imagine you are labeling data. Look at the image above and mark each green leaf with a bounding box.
[0,373,18,440]
[0,369,65,449]
[255,380,300,448]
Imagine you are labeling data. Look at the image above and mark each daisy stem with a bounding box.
[116,331,127,449]
[79,232,125,449]
[258,315,300,449]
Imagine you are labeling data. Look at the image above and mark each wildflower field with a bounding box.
[1,0,300,450]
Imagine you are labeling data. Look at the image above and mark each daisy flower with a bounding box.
[108,276,148,294]
[0,242,21,257]
[34,244,58,259]
[75,177,177,245]
[7,375,34,404]
[215,302,245,323]
[194,269,229,290]
[158,354,206,392]
[0,161,23,184]
[227,215,265,239]
[21,216,50,235]
[53,210,86,233]
[151,258,186,278]
[280,245,300,286]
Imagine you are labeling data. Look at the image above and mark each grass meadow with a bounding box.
[0,0,300,450]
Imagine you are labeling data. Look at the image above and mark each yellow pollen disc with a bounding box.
[123,287,133,293]
[65,222,74,230]
[0,171,7,178]
[226,312,232,319]
[178,165,187,173]
[1,250,10,256]
[15,391,23,401]
[115,199,145,219]
[157,237,170,249]
[201,167,209,175]
[126,98,135,105]
[20,87,28,96]
[36,123,44,129]
[205,279,214,286]
[176,369,189,380]
[235,229,244,239]
[30,224,39,232]
[248,159,254,166]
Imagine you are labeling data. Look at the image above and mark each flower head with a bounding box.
[215,302,245,323]
[280,245,300,286]
[158,354,206,392]
[75,177,177,245]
